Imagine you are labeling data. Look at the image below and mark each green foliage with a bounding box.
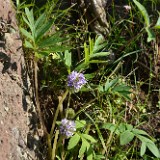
[133,0,156,42]
[16,0,160,160]
[102,122,160,158]
[76,35,110,71]
[20,7,71,57]
[98,77,131,100]
[67,119,97,160]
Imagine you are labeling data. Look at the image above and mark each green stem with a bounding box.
[50,90,69,137]
[51,130,59,160]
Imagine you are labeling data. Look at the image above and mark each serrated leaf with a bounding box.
[120,130,135,145]
[146,142,160,158]
[82,134,97,143]
[140,141,147,157]
[68,133,80,150]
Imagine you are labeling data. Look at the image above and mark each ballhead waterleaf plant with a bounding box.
[59,118,76,138]
[67,71,87,92]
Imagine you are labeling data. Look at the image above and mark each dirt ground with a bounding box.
[0,0,42,159]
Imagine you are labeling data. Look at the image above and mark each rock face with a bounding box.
[0,0,40,159]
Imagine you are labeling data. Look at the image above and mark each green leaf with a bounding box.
[140,141,147,157]
[132,128,149,137]
[79,138,89,158]
[89,52,110,59]
[94,35,104,46]
[76,120,86,129]
[35,13,46,30]
[89,60,109,64]
[64,50,72,71]
[126,124,133,131]
[146,27,156,42]
[25,8,34,27]
[137,135,160,157]
[118,123,127,133]
[24,40,33,49]
[112,84,131,100]
[133,0,150,27]
[146,142,160,158]
[97,85,104,92]
[22,15,32,32]
[84,113,107,154]
[154,16,160,29]
[20,27,34,41]
[35,19,54,42]
[89,36,94,56]
[120,130,135,145]
[93,35,106,53]
[104,78,118,92]
[101,123,118,134]
[82,134,97,143]
[67,133,80,150]
[37,33,67,48]
[84,42,90,63]
[75,61,90,71]
[41,46,71,53]
[25,8,35,36]
[87,146,93,160]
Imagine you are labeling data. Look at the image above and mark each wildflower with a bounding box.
[59,118,76,138]
[123,5,131,11]
[67,71,87,92]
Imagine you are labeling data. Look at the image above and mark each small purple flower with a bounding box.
[67,71,87,92]
[59,118,76,138]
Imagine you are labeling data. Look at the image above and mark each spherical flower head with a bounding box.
[59,118,76,138]
[67,71,87,92]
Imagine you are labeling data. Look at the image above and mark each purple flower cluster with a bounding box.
[67,71,87,92]
[59,118,76,138]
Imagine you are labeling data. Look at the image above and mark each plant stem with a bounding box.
[50,90,69,137]
[34,58,47,135]
[51,130,59,160]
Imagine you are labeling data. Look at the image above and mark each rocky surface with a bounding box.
[0,0,41,159]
